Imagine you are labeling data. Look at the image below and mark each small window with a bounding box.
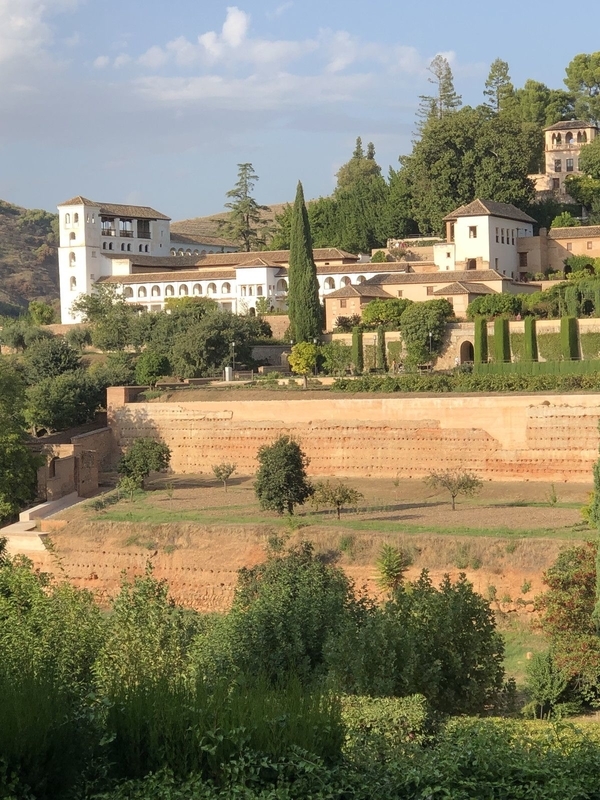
[588,241,593,250]
[554,159,562,173]
[501,229,505,244]
[121,243,126,251]
[91,214,95,224]
[193,284,202,295]
[222,282,231,294]
[339,299,347,308]
[138,287,147,298]
[519,252,528,268]
[109,243,113,250]
[446,251,451,258]
[566,158,574,173]
[91,250,96,258]
[495,258,499,269]
[179,284,188,296]
[495,228,499,243]
[139,245,144,252]
[511,230,515,245]
[124,287,134,298]
[73,213,79,224]
[69,252,76,267]
[468,226,477,239]
[324,277,335,290]
[552,178,560,190]
[567,243,573,252]
[69,231,76,242]
[64,213,70,225]
[256,285,263,296]
[127,244,132,252]
[151,286,161,297]
[69,276,77,291]
[145,245,149,253]
[207,283,217,295]
[341,276,351,287]
[397,290,403,298]
[165,285,174,296]
[426,286,434,295]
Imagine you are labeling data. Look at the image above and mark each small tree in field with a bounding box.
[118,438,171,488]
[376,543,413,594]
[425,469,483,511]
[288,341,318,388]
[255,435,313,515]
[212,462,237,492]
[312,480,363,519]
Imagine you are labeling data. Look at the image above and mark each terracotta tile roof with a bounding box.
[103,254,200,268]
[97,268,237,285]
[169,232,238,248]
[544,120,598,132]
[325,285,392,299]
[366,269,509,286]
[443,199,536,225]
[236,257,281,268]
[57,196,170,220]
[548,225,600,239]
[432,282,497,296]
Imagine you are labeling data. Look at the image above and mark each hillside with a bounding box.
[171,203,289,241]
[0,200,59,313]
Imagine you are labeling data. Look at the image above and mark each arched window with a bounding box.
[69,252,76,267]
[178,249,184,256]
[565,132,573,145]
[138,287,147,298]
[151,286,161,297]
[102,242,107,250]
[357,275,366,284]
[69,276,77,291]
[324,277,335,290]
[139,245,144,252]
[64,213,71,225]
[165,285,174,296]
[123,287,134,298]
[69,231,76,243]
[276,279,288,292]
[186,249,192,256]
[201,249,207,255]
[121,243,126,251]
[145,245,149,253]
[194,250,199,256]
[170,248,176,256]
[179,284,189,296]
[207,282,217,295]
[221,282,231,294]
[127,244,132,252]
[556,133,562,144]
[193,284,202,295]
[341,276,351,287]
[109,243,113,250]
[73,213,79,224]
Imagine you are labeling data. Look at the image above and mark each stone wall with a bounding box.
[107,389,600,482]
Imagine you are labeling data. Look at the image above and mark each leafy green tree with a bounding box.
[320,341,352,376]
[118,438,171,488]
[72,285,140,352]
[288,341,319,388]
[287,182,322,342]
[425,469,483,511]
[0,428,41,519]
[311,480,363,519]
[579,136,600,180]
[65,326,92,351]
[88,352,137,393]
[525,651,571,720]
[333,314,362,333]
[28,300,56,325]
[254,435,313,515]
[483,58,515,114]
[23,337,80,382]
[336,137,382,190]
[399,298,453,364]
[25,371,100,434]
[0,319,51,352]
[220,163,270,251]
[466,293,523,320]
[551,212,581,228]
[135,350,170,387]
[376,543,412,594]
[565,52,600,123]
[361,298,411,329]
[514,79,575,128]
[565,175,600,222]
[376,325,387,371]
[218,542,356,684]
[351,326,364,373]
[212,462,237,491]
[371,250,388,263]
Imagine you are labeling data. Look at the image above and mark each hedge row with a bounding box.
[332,372,600,393]
[474,359,600,376]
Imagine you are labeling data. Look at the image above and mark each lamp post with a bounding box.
[428,330,433,355]
[230,341,235,372]
[313,337,319,376]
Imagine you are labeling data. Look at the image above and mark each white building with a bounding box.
[434,199,535,279]
[57,196,238,323]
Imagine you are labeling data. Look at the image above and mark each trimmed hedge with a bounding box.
[332,372,600,393]
[474,359,600,376]
[352,327,363,374]
[537,333,562,362]
[510,333,525,363]
[524,316,538,362]
[376,326,387,372]
[561,316,579,361]
[474,317,487,365]
[494,318,510,363]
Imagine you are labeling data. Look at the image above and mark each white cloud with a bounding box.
[0,0,80,65]
[114,54,132,69]
[272,2,293,18]
[138,44,169,70]
[93,55,110,69]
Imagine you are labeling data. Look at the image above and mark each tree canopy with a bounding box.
[220,163,270,251]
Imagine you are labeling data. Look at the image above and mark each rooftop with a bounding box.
[97,268,237,285]
[169,232,238,248]
[544,120,598,132]
[58,196,170,221]
[443,199,536,225]
[432,281,497,296]
[366,269,511,286]
[325,284,392,299]
[548,225,600,240]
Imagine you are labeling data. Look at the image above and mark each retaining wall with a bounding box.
[107,388,600,482]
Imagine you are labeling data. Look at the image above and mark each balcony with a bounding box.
[137,231,151,240]
[101,228,116,237]
[120,230,134,238]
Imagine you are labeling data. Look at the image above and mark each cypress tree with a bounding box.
[474,317,488,364]
[494,318,510,363]
[287,181,322,342]
[352,327,363,374]
[376,326,387,371]
[523,316,538,362]
[560,316,579,361]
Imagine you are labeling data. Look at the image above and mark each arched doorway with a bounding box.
[460,340,474,364]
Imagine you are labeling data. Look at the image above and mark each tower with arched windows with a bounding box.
[529,121,599,199]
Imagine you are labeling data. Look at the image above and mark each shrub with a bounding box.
[23,337,81,382]
[474,316,488,364]
[399,299,454,365]
[321,341,352,376]
[135,350,170,386]
[561,315,579,360]
[118,438,171,488]
[424,470,483,511]
[493,317,510,363]
[311,480,363,519]
[212,462,237,491]
[254,435,313,515]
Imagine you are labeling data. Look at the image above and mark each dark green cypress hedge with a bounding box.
[493,318,510,363]
[523,316,538,362]
[560,316,579,361]
[474,317,488,364]
[352,327,363,374]
[376,326,387,371]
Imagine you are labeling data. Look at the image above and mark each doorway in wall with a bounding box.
[460,340,474,363]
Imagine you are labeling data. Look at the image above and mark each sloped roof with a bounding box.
[544,120,598,132]
[443,199,536,225]
[432,282,497,296]
[102,254,200,268]
[97,269,237,285]
[57,196,170,220]
[236,257,281,268]
[366,269,510,286]
[548,225,600,240]
[325,284,392,299]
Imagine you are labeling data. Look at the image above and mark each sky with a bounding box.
[1,0,599,221]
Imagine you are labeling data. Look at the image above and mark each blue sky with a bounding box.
[0,0,599,220]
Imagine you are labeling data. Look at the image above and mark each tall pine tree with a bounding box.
[220,163,270,251]
[483,58,515,114]
[287,181,322,342]
[416,55,462,130]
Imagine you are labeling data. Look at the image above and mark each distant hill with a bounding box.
[0,200,59,314]
[171,203,289,242]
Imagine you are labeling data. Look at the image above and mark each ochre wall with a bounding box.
[107,389,600,482]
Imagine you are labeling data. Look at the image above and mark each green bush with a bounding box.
[351,327,363,374]
[494,317,510,363]
[561,316,579,360]
[387,340,403,366]
[474,317,488,364]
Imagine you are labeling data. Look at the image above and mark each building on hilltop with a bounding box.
[529,120,599,200]
[57,196,238,323]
